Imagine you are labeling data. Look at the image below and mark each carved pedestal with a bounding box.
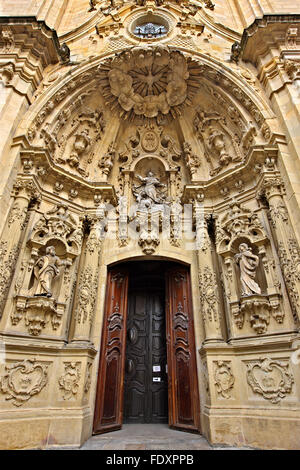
[230,293,282,335]
[13,295,65,336]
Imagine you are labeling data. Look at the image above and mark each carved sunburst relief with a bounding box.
[98,46,201,120]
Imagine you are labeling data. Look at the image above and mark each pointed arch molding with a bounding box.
[15,47,275,145]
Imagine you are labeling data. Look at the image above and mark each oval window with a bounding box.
[133,22,168,39]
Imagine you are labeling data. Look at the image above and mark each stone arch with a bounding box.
[14,47,275,145]
[131,154,170,172]
[7,46,279,200]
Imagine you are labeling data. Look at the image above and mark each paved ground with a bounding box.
[79,424,246,450]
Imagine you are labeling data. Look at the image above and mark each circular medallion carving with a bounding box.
[141,130,159,152]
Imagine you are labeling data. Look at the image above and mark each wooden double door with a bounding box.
[93,261,200,434]
[124,288,168,424]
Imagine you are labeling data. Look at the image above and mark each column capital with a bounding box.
[260,177,285,201]
[12,178,41,202]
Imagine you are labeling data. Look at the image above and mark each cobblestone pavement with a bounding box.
[78,424,248,450]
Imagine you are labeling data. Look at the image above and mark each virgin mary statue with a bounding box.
[235,243,261,296]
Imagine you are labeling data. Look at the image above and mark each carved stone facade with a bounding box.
[0,0,299,451]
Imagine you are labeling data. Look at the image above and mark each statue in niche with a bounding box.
[183,142,200,176]
[68,129,91,173]
[133,171,166,209]
[98,143,116,177]
[33,246,67,298]
[235,243,261,296]
[208,127,231,166]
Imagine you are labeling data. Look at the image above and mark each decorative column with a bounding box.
[70,214,104,343]
[263,177,300,324]
[194,196,223,342]
[0,179,39,315]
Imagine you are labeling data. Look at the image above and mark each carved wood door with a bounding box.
[93,267,129,434]
[166,265,201,433]
[124,289,168,423]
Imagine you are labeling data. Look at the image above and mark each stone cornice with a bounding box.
[0,17,69,99]
[182,144,280,203]
[12,135,118,208]
[0,16,61,63]
[240,14,300,65]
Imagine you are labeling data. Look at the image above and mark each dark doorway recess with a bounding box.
[124,262,168,424]
[93,260,201,435]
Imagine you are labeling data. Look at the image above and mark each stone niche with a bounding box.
[38,93,107,182]
[216,202,284,337]
[130,156,169,255]
[12,204,83,338]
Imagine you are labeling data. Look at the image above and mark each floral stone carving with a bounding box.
[75,266,99,324]
[247,357,294,404]
[98,46,200,120]
[59,362,81,400]
[0,359,48,406]
[214,361,235,399]
[84,363,92,394]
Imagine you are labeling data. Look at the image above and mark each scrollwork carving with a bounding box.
[0,360,48,407]
[59,362,81,400]
[217,202,266,253]
[247,357,294,403]
[31,204,83,256]
[214,361,235,399]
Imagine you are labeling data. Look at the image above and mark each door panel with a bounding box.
[124,290,168,423]
[124,291,148,423]
[93,267,129,434]
[94,262,200,434]
[166,266,201,433]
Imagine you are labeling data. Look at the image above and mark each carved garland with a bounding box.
[198,266,220,326]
